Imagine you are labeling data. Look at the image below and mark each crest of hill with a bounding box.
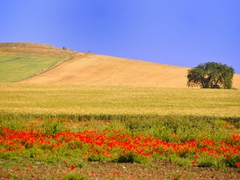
[0,42,77,58]
[1,42,239,88]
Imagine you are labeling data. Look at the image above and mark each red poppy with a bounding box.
[6,174,10,179]
[71,165,76,170]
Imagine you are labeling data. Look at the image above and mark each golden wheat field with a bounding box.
[0,83,239,118]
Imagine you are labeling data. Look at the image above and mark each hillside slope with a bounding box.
[21,53,190,87]
[1,42,239,88]
[0,42,80,82]
[233,74,240,89]
[21,53,240,89]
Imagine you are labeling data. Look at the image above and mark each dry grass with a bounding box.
[1,84,239,117]
[21,54,191,88]
[233,74,240,89]
[0,42,76,58]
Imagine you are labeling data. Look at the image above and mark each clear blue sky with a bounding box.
[1,0,239,73]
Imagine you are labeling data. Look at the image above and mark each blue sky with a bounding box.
[0,0,240,73]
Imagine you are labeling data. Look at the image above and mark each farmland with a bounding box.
[0,55,61,82]
[1,84,240,117]
[0,42,240,179]
[0,83,240,179]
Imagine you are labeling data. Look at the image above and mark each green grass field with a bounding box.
[0,54,61,82]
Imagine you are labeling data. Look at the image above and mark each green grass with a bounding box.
[0,54,61,82]
[0,84,240,118]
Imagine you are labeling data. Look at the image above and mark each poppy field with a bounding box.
[0,84,240,179]
[0,116,240,179]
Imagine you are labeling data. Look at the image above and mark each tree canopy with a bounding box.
[187,62,234,89]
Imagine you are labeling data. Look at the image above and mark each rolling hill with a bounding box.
[21,53,190,88]
[1,42,240,88]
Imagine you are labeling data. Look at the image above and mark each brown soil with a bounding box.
[0,159,239,180]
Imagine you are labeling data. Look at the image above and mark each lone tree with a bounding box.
[187,62,234,89]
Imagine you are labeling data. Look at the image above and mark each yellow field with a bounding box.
[1,83,239,117]
[20,53,240,89]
